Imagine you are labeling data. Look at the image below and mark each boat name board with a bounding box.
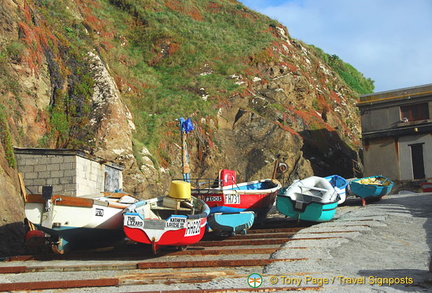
[124,214,202,236]
[167,217,201,236]
[125,215,144,227]
[185,219,201,236]
[166,216,186,229]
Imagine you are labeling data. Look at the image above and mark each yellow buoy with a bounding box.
[168,180,191,199]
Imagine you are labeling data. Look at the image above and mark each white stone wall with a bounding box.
[76,156,105,196]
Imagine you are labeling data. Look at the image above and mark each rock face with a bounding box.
[187,29,362,185]
[85,51,150,196]
[0,0,364,255]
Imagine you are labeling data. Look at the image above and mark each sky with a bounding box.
[239,0,432,93]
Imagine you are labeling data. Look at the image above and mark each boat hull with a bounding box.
[123,214,207,247]
[25,194,136,253]
[123,196,209,253]
[324,175,348,204]
[276,176,338,222]
[30,224,125,252]
[349,176,394,199]
[276,195,338,222]
[207,211,255,235]
[192,178,280,222]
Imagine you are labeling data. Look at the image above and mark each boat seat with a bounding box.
[308,187,328,192]
[149,196,195,214]
[299,186,327,193]
[294,192,323,203]
[293,192,323,211]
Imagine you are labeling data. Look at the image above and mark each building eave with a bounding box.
[362,123,432,140]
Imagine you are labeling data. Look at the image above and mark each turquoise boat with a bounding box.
[207,211,255,235]
[324,175,349,204]
[276,176,339,222]
[349,175,394,206]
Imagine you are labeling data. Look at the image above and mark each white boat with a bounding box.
[276,176,339,222]
[324,175,349,204]
[25,187,138,254]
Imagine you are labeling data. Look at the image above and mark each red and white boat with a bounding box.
[189,170,281,232]
[123,181,210,254]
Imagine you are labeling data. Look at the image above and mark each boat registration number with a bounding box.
[185,219,201,236]
[205,196,222,202]
[225,193,240,204]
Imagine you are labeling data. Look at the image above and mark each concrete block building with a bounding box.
[14,148,124,197]
[357,83,432,181]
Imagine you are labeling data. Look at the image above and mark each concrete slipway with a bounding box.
[198,192,432,292]
[262,192,432,292]
[2,192,432,292]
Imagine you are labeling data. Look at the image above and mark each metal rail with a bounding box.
[0,218,371,292]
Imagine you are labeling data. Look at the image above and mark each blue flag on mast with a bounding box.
[181,117,194,134]
[179,117,193,182]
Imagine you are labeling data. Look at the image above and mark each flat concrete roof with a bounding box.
[13,147,124,170]
[358,83,432,106]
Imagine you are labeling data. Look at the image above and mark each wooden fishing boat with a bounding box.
[349,175,394,206]
[123,181,210,254]
[324,174,349,204]
[25,187,138,254]
[189,169,281,234]
[276,176,339,222]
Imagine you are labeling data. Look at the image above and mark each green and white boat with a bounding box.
[276,176,339,222]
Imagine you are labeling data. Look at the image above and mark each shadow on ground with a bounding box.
[358,194,432,292]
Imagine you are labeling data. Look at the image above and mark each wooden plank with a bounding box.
[19,173,36,230]
[100,192,132,198]
[25,194,45,204]
[0,278,119,291]
[137,258,306,269]
[18,173,27,202]
[0,266,26,274]
[52,196,94,208]
[26,194,94,208]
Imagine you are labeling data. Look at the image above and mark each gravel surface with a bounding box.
[1,192,432,292]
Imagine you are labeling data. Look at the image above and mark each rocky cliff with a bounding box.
[0,0,370,255]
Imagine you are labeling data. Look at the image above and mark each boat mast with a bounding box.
[179,118,194,182]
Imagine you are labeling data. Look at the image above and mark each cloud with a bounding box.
[240,0,432,92]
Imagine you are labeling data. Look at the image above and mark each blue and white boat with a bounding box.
[324,175,349,204]
[206,211,255,235]
[349,175,394,206]
[276,176,339,222]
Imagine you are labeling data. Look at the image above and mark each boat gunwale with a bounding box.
[124,196,210,222]
[191,178,281,194]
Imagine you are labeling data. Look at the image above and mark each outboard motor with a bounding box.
[42,185,53,200]
[42,185,53,212]
[219,169,236,187]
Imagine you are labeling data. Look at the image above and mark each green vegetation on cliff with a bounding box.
[2,0,373,168]
[310,45,374,94]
